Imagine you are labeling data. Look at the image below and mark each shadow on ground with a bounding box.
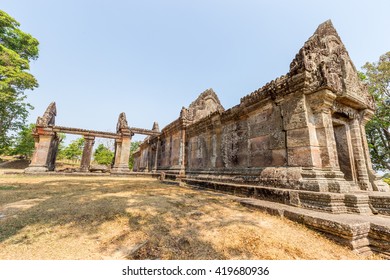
[0,178,262,259]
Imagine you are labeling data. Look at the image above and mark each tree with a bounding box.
[60,138,85,161]
[10,123,35,159]
[361,51,390,171]
[93,144,114,165]
[55,133,67,160]
[0,10,39,153]
[129,141,141,169]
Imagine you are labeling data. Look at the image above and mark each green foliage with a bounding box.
[9,123,35,158]
[129,141,141,169]
[55,133,67,160]
[0,10,39,153]
[59,138,85,161]
[93,144,114,165]
[361,52,390,171]
[384,178,390,186]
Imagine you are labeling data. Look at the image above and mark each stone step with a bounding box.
[234,197,390,258]
[181,178,373,215]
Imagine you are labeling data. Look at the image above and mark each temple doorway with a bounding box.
[332,115,357,182]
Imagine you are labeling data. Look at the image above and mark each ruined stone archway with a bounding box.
[25,103,161,174]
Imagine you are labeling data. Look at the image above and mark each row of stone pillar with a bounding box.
[141,125,186,174]
[26,129,133,173]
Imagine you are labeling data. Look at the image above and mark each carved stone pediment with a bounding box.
[152,121,160,132]
[289,20,375,110]
[180,88,225,124]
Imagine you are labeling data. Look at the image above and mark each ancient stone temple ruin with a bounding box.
[26,20,390,256]
[134,20,389,204]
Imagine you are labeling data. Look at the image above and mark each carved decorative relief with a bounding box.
[221,123,247,167]
[332,101,359,119]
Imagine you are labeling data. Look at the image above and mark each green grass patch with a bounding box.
[0,185,18,190]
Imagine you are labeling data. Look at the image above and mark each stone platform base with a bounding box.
[369,193,390,216]
[110,171,161,179]
[24,166,48,173]
[163,178,390,258]
[181,178,380,215]
[237,198,390,259]
[20,171,160,179]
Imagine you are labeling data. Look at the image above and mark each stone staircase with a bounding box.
[161,174,390,258]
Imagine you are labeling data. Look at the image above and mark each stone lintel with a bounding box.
[307,89,337,113]
[35,126,56,136]
[119,128,132,136]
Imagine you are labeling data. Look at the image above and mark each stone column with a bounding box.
[303,89,350,192]
[27,132,40,168]
[360,110,389,191]
[281,92,321,168]
[79,135,95,172]
[113,139,122,168]
[25,128,56,173]
[360,110,375,174]
[307,89,339,169]
[112,129,132,173]
[179,127,186,176]
[47,134,60,171]
[152,137,160,172]
[348,118,371,190]
[147,144,152,172]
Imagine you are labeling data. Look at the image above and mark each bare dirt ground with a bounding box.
[0,159,30,169]
[0,174,379,260]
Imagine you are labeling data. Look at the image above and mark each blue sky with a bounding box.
[2,0,390,144]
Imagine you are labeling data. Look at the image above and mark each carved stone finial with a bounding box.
[152,121,160,132]
[36,102,57,127]
[313,20,340,40]
[116,112,129,133]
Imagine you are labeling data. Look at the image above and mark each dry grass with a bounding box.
[0,175,375,260]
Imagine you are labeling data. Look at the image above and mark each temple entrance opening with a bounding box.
[332,114,357,182]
